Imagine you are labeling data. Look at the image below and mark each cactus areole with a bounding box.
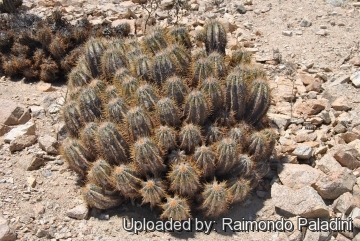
[61,20,276,220]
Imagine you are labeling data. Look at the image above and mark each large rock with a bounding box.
[314,167,356,199]
[0,99,31,126]
[3,122,36,143]
[332,97,351,111]
[278,163,325,189]
[293,99,328,117]
[267,113,291,131]
[333,145,360,169]
[9,135,37,152]
[316,154,342,174]
[292,145,313,159]
[0,216,16,241]
[271,183,329,218]
[23,155,46,171]
[332,192,353,214]
[38,135,59,155]
[66,204,89,220]
[351,71,360,87]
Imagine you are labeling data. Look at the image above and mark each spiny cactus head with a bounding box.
[112,164,142,199]
[204,124,223,145]
[113,68,138,98]
[183,90,209,125]
[225,69,247,121]
[153,50,177,86]
[245,78,271,125]
[156,97,180,127]
[160,195,191,220]
[154,125,177,152]
[193,145,216,179]
[126,106,154,141]
[168,26,191,49]
[81,122,99,155]
[105,97,129,124]
[166,44,191,75]
[142,28,168,55]
[168,149,187,164]
[88,159,113,189]
[129,54,152,82]
[78,86,103,122]
[113,22,131,37]
[203,20,227,55]
[163,76,188,106]
[191,57,212,87]
[132,137,165,176]
[81,183,122,210]
[100,47,127,80]
[200,77,223,112]
[201,180,230,217]
[104,85,120,100]
[39,57,59,82]
[62,100,83,137]
[84,37,107,78]
[179,123,202,154]
[61,138,94,177]
[140,178,167,208]
[230,49,252,66]
[216,137,239,175]
[136,83,159,111]
[96,122,129,165]
[227,178,251,203]
[207,51,226,78]
[168,161,201,197]
[68,66,92,89]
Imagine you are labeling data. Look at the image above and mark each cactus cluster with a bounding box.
[0,9,130,81]
[61,20,277,220]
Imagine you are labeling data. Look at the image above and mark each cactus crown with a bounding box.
[61,20,275,220]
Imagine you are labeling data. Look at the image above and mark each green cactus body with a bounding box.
[133,137,166,175]
[81,122,99,155]
[169,26,191,49]
[143,29,168,55]
[88,159,113,189]
[108,38,127,53]
[68,67,92,89]
[126,106,154,141]
[207,51,226,78]
[154,125,177,152]
[101,47,127,80]
[112,164,142,199]
[183,90,208,125]
[88,78,106,94]
[48,35,68,59]
[168,161,200,197]
[156,98,180,126]
[78,87,103,122]
[191,57,212,87]
[140,178,166,208]
[255,162,270,179]
[84,38,106,77]
[39,57,59,82]
[230,50,251,66]
[228,127,246,146]
[104,85,120,100]
[153,51,176,85]
[168,149,187,164]
[204,124,223,145]
[227,178,250,203]
[160,195,191,220]
[237,154,253,177]
[225,70,247,121]
[136,84,159,111]
[179,123,202,154]
[200,77,223,112]
[216,137,239,175]
[203,20,227,55]
[201,180,230,217]
[61,138,94,176]
[114,70,138,98]
[62,100,84,137]
[130,54,152,81]
[81,183,122,209]
[167,44,190,75]
[96,122,129,165]
[193,145,216,178]
[106,97,129,124]
[164,76,188,106]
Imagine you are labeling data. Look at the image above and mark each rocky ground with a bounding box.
[1,0,360,240]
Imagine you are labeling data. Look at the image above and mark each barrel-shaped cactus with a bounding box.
[61,21,276,220]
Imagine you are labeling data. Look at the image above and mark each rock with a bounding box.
[0,99,31,126]
[267,113,291,131]
[350,71,360,87]
[3,122,36,143]
[111,19,135,35]
[349,139,360,153]
[30,106,46,119]
[27,176,36,188]
[24,155,46,171]
[293,99,328,117]
[334,123,347,134]
[292,146,313,159]
[325,0,344,7]
[330,75,350,86]
[303,230,320,241]
[160,0,174,10]
[278,163,325,189]
[333,145,360,169]
[293,130,317,143]
[316,154,342,174]
[349,57,360,66]
[339,132,360,143]
[66,204,89,220]
[315,29,327,36]
[271,183,329,218]
[332,97,351,111]
[306,78,322,92]
[300,18,312,27]
[314,167,356,199]
[332,192,353,214]
[298,74,315,86]
[38,135,59,155]
[0,125,11,137]
[236,5,247,14]
[9,135,37,152]
[37,83,54,92]
[0,216,16,241]
[282,30,292,37]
